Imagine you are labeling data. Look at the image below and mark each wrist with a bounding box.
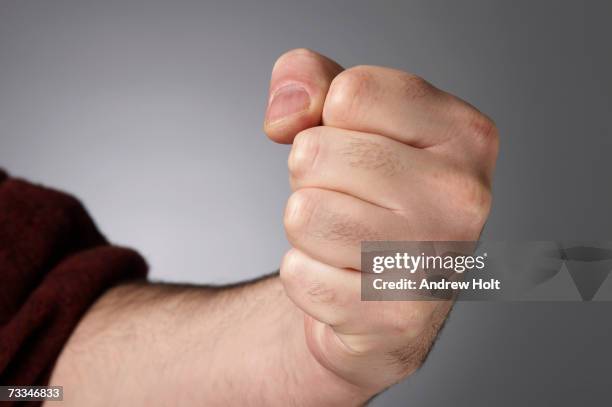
[48,278,372,406]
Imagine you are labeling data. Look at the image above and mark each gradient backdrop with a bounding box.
[1,1,610,405]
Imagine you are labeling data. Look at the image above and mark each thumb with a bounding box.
[264,48,343,144]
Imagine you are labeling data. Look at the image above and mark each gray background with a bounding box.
[1,0,610,405]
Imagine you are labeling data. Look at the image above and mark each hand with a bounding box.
[265,49,498,394]
[46,49,497,407]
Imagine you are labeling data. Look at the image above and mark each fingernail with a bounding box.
[266,84,310,124]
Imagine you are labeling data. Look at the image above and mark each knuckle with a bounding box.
[463,177,492,220]
[400,72,433,100]
[384,305,431,337]
[324,66,373,123]
[284,189,316,240]
[463,109,499,155]
[430,166,492,239]
[449,172,493,232]
[288,128,321,178]
[386,316,413,336]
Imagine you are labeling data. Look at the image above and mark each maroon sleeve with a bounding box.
[0,169,148,393]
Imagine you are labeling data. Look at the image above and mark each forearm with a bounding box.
[47,276,368,406]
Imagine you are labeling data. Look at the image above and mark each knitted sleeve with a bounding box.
[0,169,147,403]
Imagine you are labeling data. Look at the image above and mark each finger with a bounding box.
[288,126,446,211]
[281,248,442,338]
[284,187,409,270]
[280,248,361,328]
[264,48,343,144]
[321,65,498,154]
[287,126,492,236]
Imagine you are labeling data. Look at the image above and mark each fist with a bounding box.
[264,49,498,394]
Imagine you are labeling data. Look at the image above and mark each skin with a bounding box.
[47,48,498,406]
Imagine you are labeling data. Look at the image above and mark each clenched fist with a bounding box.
[45,48,498,407]
[265,49,498,394]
